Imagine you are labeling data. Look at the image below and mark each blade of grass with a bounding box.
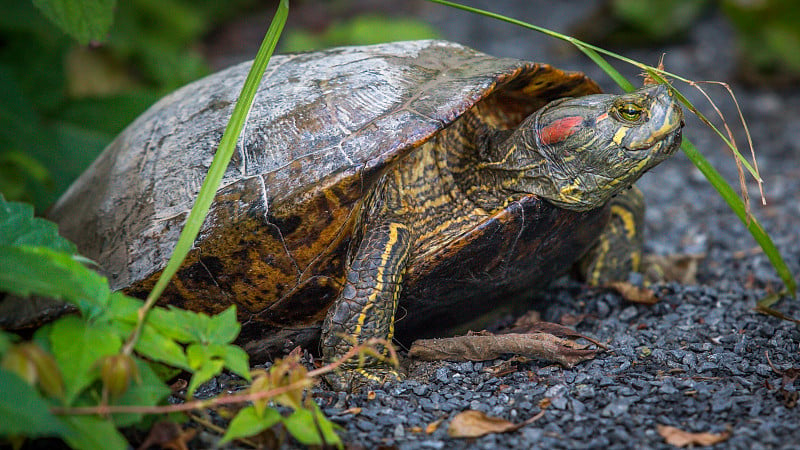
[122,0,289,355]
[680,139,796,295]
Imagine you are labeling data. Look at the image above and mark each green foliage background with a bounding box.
[0,0,260,211]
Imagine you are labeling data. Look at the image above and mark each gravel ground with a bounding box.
[290,2,800,449]
[200,2,800,448]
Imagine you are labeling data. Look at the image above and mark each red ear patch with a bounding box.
[538,116,583,146]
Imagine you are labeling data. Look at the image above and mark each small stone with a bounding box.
[522,427,543,441]
[458,361,474,373]
[658,382,679,395]
[393,423,405,439]
[551,396,568,410]
[413,384,429,396]
[570,398,586,415]
[697,361,718,373]
[355,419,376,432]
[601,401,629,417]
[619,306,639,322]
[418,398,436,412]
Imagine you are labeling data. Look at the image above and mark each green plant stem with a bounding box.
[121,0,289,355]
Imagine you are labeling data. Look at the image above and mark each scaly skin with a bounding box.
[321,84,684,390]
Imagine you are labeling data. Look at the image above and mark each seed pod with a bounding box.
[1,342,64,399]
[99,354,140,400]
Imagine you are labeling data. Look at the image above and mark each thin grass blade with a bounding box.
[122,0,289,353]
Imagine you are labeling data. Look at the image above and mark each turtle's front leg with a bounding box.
[321,221,412,391]
[577,185,645,285]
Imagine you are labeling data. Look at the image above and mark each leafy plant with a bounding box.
[1,1,347,448]
[0,0,257,211]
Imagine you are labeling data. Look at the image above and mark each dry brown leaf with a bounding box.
[426,418,444,434]
[409,332,599,368]
[642,253,705,284]
[607,281,659,305]
[504,321,607,349]
[339,407,361,415]
[137,421,196,450]
[485,356,530,377]
[447,410,520,438]
[656,425,731,447]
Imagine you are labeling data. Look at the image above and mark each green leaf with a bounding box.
[0,246,110,316]
[311,402,343,449]
[206,306,240,345]
[49,316,121,403]
[282,408,324,446]
[0,195,74,253]
[61,415,128,450]
[144,307,198,343]
[220,344,251,381]
[134,323,190,370]
[185,344,224,398]
[0,335,9,356]
[220,405,281,444]
[0,369,70,437]
[32,0,117,45]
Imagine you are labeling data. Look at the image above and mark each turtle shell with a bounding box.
[42,40,602,357]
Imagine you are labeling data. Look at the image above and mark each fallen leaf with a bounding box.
[656,425,731,447]
[137,421,197,450]
[448,410,545,438]
[486,356,530,377]
[642,253,704,284]
[409,333,599,368]
[447,410,520,438]
[426,418,444,434]
[538,398,551,409]
[607,281,658,305]
[504,320,607,349]
[340,407,361,415]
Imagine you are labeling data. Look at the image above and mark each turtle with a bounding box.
[1,40,683,390]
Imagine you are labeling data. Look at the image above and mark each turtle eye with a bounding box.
[614,101,644,124]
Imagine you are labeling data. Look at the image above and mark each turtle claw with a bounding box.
[324,367,405,392]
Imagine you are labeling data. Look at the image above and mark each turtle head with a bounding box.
[498,83,683,211]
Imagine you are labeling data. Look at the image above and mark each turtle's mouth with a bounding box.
[632,122,683,158]
[655,127,682,156]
